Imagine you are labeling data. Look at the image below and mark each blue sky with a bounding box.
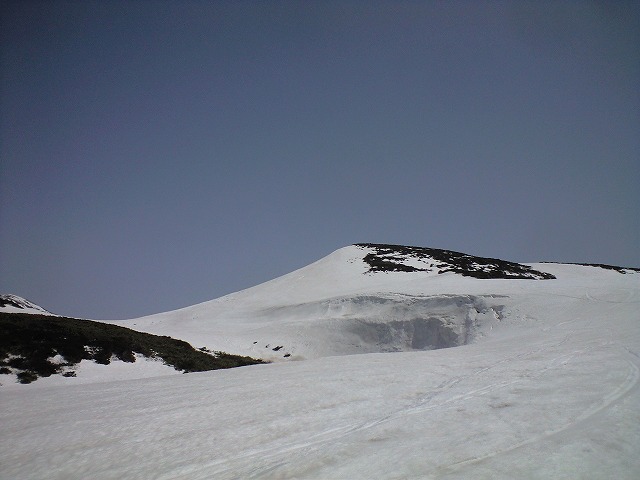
[1,1,638,319]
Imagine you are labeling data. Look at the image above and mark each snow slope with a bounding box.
[1,244,639,479]
[0,294,55,315]
[94,247,502,358]
[100,245,634,362]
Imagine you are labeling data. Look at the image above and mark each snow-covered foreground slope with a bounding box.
[1,245,639,479]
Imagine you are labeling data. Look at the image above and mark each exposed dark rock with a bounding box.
[355,243,555,280]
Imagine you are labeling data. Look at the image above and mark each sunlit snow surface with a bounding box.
[1,246,639,479]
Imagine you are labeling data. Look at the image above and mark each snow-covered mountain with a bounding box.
[0,294,54,315]
[1,244,639,479]
[102,243,622,362]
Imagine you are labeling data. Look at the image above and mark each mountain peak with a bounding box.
[354,243,556,279]
[0,294,54,315]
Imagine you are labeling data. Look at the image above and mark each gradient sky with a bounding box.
[1,1,638,319]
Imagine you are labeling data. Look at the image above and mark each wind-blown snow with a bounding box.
[1,245,639,479]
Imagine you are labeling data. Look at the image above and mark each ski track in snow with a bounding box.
[438,351,640,476]
[204,334,632,479]
[151,328,637,480]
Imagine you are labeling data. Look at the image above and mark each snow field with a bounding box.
[1,313,638,479]
[1,245,639,478]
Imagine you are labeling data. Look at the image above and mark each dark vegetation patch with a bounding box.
[355,244,555,280]
[541,262,640,274]
[0,312,264,384]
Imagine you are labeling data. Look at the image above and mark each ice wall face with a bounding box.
[246,294,504,358]
[346,317,459,350]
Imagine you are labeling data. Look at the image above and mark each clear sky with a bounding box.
[1,1,638,319]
